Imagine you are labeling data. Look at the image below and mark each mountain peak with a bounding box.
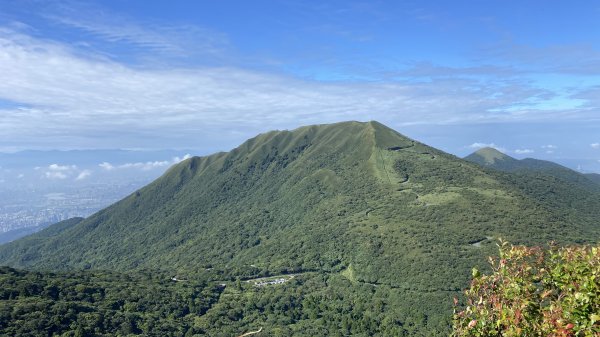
[1,120,599,336]
[465,147,600,188]
[466,147,516,166]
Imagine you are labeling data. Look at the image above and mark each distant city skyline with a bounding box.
[1,1,599,172]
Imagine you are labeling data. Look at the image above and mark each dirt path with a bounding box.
[237,327,262,337]
[378,148,392,184]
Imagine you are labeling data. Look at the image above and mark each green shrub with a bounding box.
[452,240,599,337]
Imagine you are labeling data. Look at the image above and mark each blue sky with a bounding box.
[1,0,600,172]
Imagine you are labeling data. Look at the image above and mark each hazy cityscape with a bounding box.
[0,149,193,242]
[0,182,145,233]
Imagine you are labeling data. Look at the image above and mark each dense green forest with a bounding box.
[1,121,599,336]
[0,266,455,336]
[0,267,221,336]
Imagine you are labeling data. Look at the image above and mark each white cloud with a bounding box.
[45,171,68,179]
[469,142,507,153]
[514,149,534,154]
[49,164,77,171]
[591,143,600,149]
[99,162,115,171]
[174,154,192,162]
[541,145,557,154]
[42,163,77,179]
[119,160,171,171]
[75,169,92,181]
[44,2,229,58]
[98,154,192,172]
[17,173,24,179]
[0,27,592,150]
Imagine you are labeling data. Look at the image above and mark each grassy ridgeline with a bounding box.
[0,121,599,336]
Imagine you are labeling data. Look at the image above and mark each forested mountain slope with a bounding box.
[1,121,598,336]
[465,147,600,188]
[586,173,600,185]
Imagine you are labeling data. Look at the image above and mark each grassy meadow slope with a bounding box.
[1,121,599,336]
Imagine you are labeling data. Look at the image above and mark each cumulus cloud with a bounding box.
[48,164,77,171]
[173,154,192,162]
[99,162,115,171]
[514,149,534,154]
[42,163,80,179]
[45,171,68,179]
[469,142,507,153]
[542,144,557,154]
[591,143,600,149]
[75,169,92,181]
[99,154,192,172]
[119,160,171,171]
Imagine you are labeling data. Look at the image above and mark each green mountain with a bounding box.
[465,147,600,188]
[1,121,599,336]
[463,147,519,169]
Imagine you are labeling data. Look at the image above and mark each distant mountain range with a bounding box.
[1,121,598,336]
[465,146,600,188]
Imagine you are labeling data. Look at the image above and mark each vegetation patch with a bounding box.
[417,191,462,205]
[452,241,600,336]
[340,264,357,283]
